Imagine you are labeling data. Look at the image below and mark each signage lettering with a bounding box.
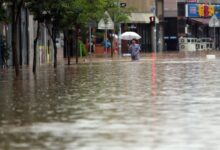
[187,4,220,18]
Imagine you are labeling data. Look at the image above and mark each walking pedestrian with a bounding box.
[129,39,141,61]
[102,38,111,54]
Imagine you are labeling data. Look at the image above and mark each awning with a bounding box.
[128,13,159,24]
[190,18,210,25]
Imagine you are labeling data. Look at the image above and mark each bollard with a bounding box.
[206,55,216,60]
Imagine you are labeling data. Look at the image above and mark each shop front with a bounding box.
[121,12,157,53]
[178,2,220,50]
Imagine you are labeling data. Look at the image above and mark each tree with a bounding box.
[12,0,25,76]
[0,2,7,22]
[4,0,131,74]
[26,0,51,73]
[43,0,63,68]
[103,0,133,57]
[104,0,132,31]
[1,0,28,76]
[0,0,24,76]
[0,2,8,68]
[44,0,105,64]
[56,0,131,61]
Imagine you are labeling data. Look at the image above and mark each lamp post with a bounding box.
[209,15,219,50]
[42,11,47,62]
[150,16,156,53]
[154,1,157,54]
[89,26,92,54]
[214,18,216,50]
[118,23,122,57]
[150,1,157,54]
[117,1,121,58]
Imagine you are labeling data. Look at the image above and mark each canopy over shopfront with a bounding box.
[119,13,159,53]
[128,13,159,23]
[189,18,210,25]
[189,17,220,27]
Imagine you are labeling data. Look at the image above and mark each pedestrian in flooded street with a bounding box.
[129,39,141,61]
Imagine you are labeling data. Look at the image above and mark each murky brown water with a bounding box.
[0,52,220,150]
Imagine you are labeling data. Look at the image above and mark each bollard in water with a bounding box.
[206,55,216,60]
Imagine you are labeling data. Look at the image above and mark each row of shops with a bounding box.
[177,1,220,51]
[2,0,220,67]
[88,1,220,53]
[87,13,155,55]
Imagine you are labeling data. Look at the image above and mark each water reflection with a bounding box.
[0,53,220,150]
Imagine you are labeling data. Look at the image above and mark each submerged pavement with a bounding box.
[0,51,220,150]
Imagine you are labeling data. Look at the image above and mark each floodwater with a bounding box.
[0,52,220,150]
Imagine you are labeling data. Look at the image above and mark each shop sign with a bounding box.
[187,4,220,18]
[187,4,199,17]
[215,5,220,17]
[187,0,197,3]
[196,0,205,2]
[197,0,219,3]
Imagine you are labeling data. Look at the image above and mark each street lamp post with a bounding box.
[118,0,122,58]
[209,15,220,50]
[89,25,92,54]
[150,1,157,54]
[154,1,157,54]
[118,24,122,57]
[214,19,216,50]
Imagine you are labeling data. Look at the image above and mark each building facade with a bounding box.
[177,0,220,50]
[120,0,164,52]
[163,0,178,51]
[0,5,53,68]
[120,0,154,13]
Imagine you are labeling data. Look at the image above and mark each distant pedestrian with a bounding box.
[91,35,95,54]
[102,38,111,49]
[102,38,111,54]
[129,39,141,61]
[113,38,118,56]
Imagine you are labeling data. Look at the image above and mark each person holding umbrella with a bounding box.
[129,39,141,61]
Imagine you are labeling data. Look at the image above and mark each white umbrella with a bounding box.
[121,31,141,40]
[111,33,118,39]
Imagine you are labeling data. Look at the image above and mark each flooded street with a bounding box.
[0,52,220,150]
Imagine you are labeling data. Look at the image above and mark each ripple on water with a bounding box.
[1,55,220,150]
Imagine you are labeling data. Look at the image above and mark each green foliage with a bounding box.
[25,0,51,22]
[0,2,8,23]
[24,0,133,33]
[25,0,106,31]
[104,0,134,32]
[60,0,106,29]
[0,35,10,62]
